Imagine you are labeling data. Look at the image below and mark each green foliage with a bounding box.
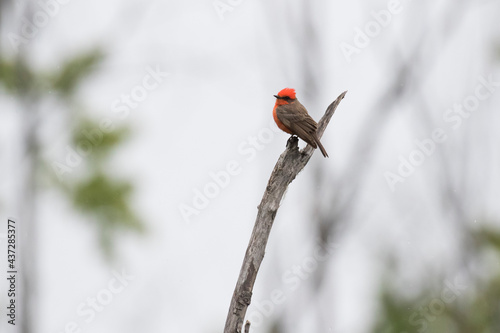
[375,288,418,333]
[49,49,104,96]
[0,48,102,97]
[0,58,17,91]
[66,117,143,257]
[71,118,131,161]
[475,227,500,253]
[72,171,143,256]
[373,225,500,333]
[2,46,143,258]
[0,57,33,94]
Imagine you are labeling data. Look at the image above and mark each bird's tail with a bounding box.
[315,136,329,158]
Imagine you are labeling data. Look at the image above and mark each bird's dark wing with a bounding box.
[276,101,318,148]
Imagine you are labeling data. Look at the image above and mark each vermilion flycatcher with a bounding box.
[273,88,328,157]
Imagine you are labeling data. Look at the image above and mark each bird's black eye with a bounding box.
[283,96,290,100]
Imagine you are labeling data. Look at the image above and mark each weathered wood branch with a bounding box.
[223,91,347,333]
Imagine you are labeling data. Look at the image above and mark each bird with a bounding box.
[273,88,328,157]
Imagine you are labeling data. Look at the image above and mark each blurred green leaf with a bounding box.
[71,117,131,161]
[0,57,32,94]
[476,227,500,251]
[49,49,104,96]
[72,171,144,256]
[374,286,423,333]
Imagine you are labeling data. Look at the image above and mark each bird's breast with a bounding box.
[273,106,293,134]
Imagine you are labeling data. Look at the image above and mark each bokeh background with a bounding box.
[1,0,500,332]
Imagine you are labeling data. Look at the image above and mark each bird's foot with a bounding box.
[286,135,298,149]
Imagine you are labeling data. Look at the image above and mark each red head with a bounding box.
[274,88,296,99]
[274,88,297,106]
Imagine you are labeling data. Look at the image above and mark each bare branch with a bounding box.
[223,91,347,333]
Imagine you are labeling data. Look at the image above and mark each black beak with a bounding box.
[273,95,279,98]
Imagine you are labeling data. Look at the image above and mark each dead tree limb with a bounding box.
[223,91,347,333]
